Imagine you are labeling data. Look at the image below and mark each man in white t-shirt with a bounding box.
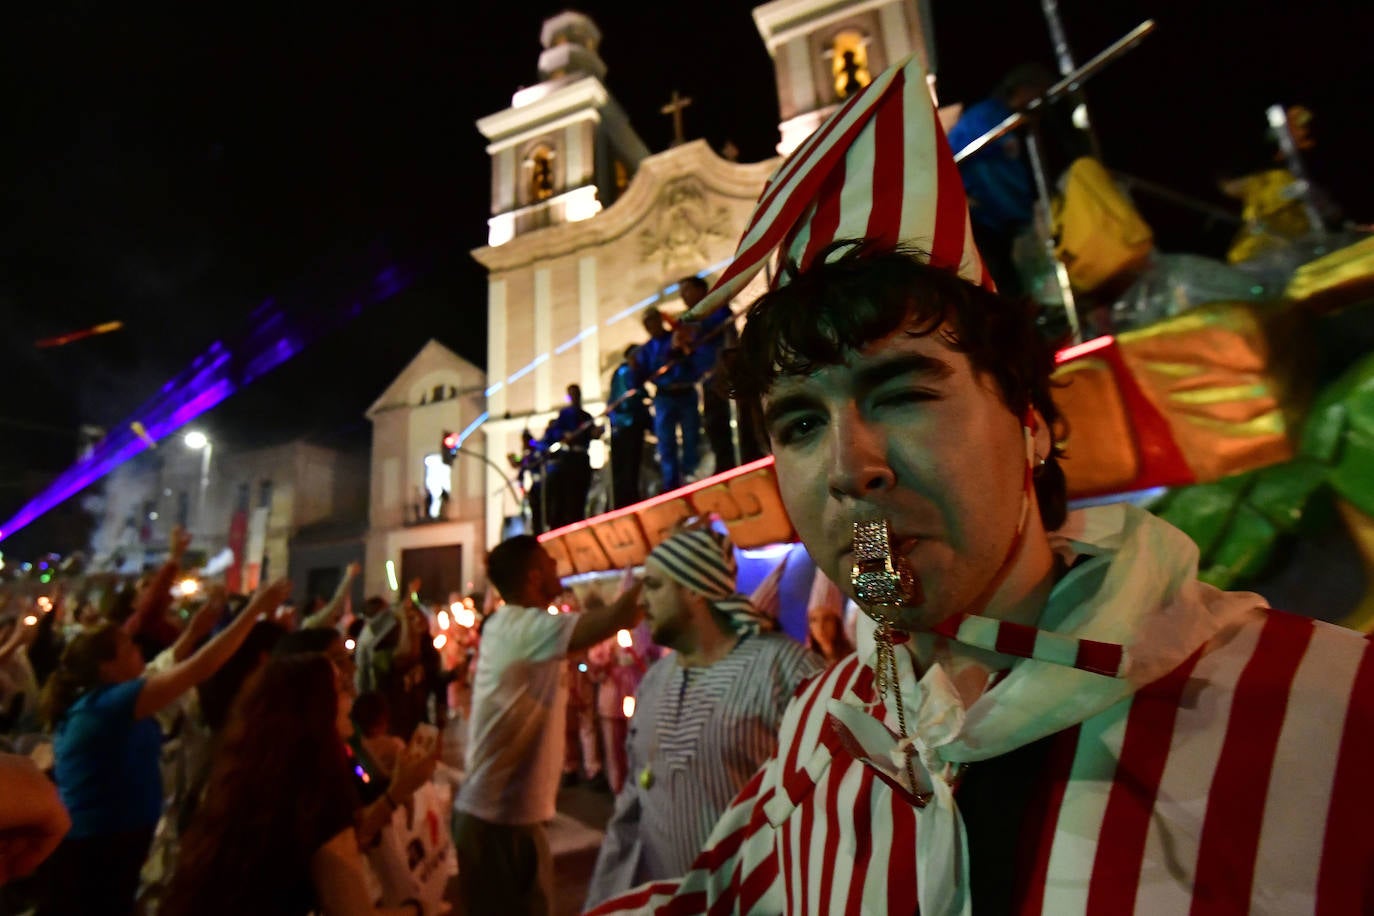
[454,534,643,916]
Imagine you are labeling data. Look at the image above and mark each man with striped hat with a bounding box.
[584,524,822,909]
[585,50,1373,916]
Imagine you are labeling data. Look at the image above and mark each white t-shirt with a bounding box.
[454,604,577,825]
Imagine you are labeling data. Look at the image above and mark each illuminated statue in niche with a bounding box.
[830,31,871,100]
[528,146,556,202]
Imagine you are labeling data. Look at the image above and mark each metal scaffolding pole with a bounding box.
[1040,0,1101,157]
[1266,105,1326,232]
[953,20,1155,164]
[1025,129,1082,343]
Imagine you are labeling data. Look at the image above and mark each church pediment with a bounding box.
[471,140,779,273]
[637,176,736,274]
[366,339,485,418]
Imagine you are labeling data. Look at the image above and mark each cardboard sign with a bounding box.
[364,781,457,912]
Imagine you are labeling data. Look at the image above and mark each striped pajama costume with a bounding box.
[586,633,823,908]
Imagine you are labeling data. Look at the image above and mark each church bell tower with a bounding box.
[753,0,938,155]
[476,12,650,247]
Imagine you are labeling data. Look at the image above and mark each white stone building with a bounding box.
[90,436,369,599]
[362,340,488,602]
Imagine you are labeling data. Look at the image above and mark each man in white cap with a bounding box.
[584,525,821,908]
[585,52,1373,916]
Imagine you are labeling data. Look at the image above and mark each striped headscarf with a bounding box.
[683,52,988,322]
[647,528,775,636]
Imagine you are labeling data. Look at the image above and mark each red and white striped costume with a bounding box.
[586,504,1374,914]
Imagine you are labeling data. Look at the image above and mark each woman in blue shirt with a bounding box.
[37,577,293,916]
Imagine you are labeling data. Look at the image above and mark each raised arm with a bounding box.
[305,562,361,630]
[569,573,644,654]
[170,586,228,663]
[353,744,437,850]
[134,578,292,720]
[0,618,32,665]
[124,525,190,640]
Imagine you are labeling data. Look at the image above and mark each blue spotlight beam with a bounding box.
[0,249,418,544]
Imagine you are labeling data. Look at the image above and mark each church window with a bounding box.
[527,146,557,202]
[830,30,872,101]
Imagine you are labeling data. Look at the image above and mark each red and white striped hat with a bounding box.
[684,53,990,321]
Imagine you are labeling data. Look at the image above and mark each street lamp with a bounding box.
[183,431,213,532]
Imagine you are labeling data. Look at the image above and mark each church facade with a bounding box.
[363,1,938,592]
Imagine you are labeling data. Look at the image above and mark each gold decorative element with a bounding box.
[1117,302,1295,484]
[638,178,732,272]
[1167,383,1273,406]
[1222,169,1314,264]
[830,30,872,100]
[1053,357,1141,494]
[1286,235,1374,309]
[527,146,557,203]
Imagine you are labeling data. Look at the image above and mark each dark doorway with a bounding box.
[400,544,463,604]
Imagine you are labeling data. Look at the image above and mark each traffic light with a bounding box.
[441,431,459,465]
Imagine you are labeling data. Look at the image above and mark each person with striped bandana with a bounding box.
[584,50,1373,916]
[584,525,823,909]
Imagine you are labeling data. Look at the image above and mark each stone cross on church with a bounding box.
[660,90,693,146]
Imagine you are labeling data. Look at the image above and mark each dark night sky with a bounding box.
[2,0,1371,538]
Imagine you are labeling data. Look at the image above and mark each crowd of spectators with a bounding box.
[0,528,477,915]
